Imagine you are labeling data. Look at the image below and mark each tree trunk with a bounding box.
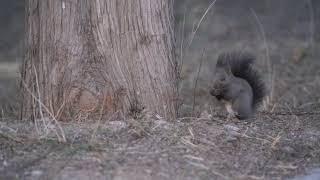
[21,0,177,121]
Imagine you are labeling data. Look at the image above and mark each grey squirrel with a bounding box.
[210,51,266,120]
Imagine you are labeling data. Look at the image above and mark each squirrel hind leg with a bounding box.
[232,99,253,120]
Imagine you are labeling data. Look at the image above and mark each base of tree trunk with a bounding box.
[20,0,177,121]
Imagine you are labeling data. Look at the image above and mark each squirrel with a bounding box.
[210,51,266,120]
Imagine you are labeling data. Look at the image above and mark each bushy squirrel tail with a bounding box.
[216,51,267,109]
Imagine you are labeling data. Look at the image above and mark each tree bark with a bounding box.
[21,0,177,121]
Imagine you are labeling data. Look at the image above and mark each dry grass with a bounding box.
[250,8,274,111]
[20,67,66,142]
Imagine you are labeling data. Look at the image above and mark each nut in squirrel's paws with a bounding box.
[210,88,224,101]
[209,88,220,96]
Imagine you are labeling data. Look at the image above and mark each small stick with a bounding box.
[192,48,205,116]
[188,0,218,48]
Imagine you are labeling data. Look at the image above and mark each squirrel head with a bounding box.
[212,66,233,89]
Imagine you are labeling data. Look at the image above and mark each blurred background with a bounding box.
[0,0,319,117]
[0,1,24,117]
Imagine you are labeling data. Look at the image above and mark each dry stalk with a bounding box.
[271,132,282,149]
[307,0,315,54]
[187,0,217,48]
[55,99,66,120]
[0,131,22,143]
[188,127,195,140]
[185,160,209,170]
[21,80,66,142]
[179,7,187,75]
[192,48,205,116]
[241,132,272,144]
[1,109,4,120]
[250,8,274,111]
[33,65,48,136]
[181,137,198,148]
[90,93,107,143]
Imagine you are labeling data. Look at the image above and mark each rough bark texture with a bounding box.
[21,0,177,121]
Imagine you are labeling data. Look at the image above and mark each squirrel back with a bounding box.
[210,52,266,119]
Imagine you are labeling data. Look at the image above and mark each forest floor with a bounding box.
[0,106,320,180]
